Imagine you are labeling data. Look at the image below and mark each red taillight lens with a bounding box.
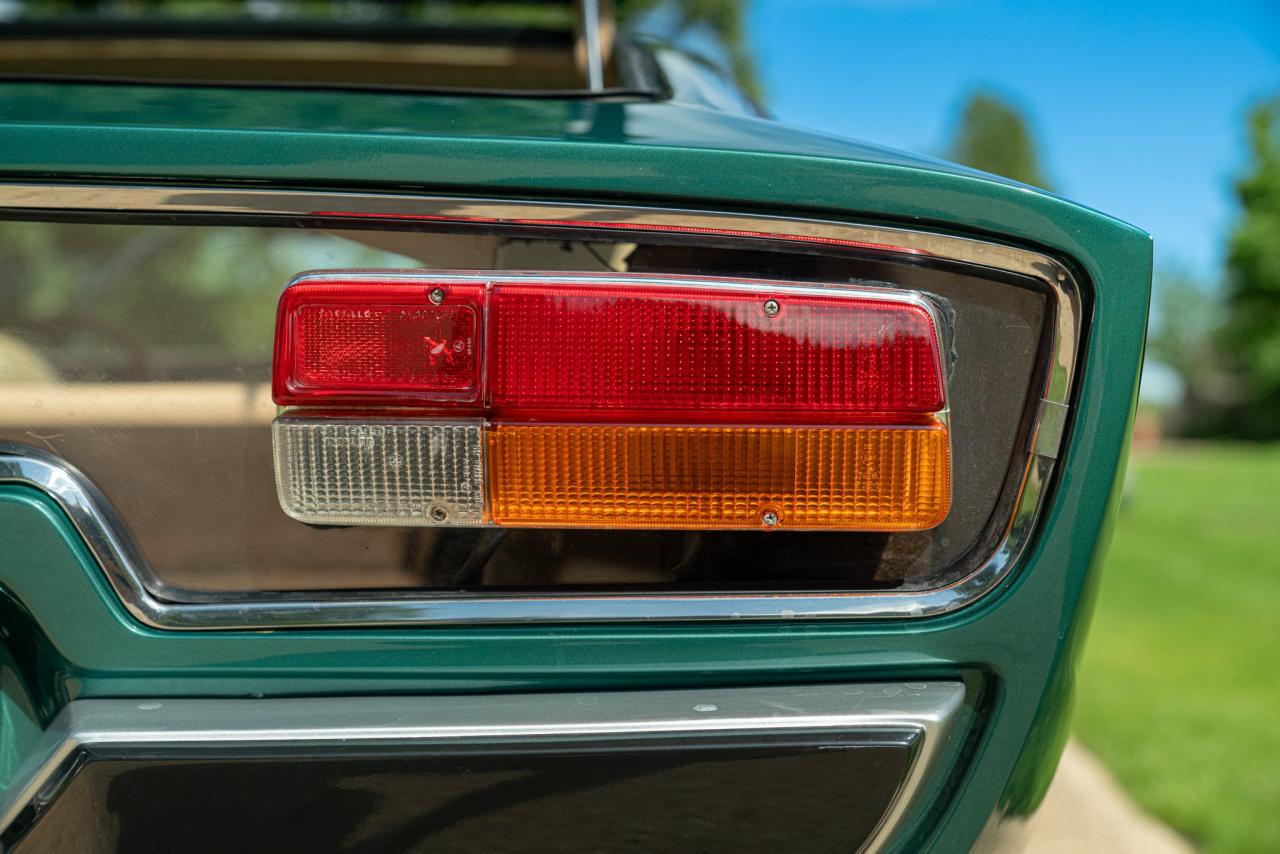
[489,284,943,419]
[273,281,483,406]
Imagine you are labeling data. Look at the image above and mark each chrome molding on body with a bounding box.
[0,682,965,854]
[0,183,1082,629]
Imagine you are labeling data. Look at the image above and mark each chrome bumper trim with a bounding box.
[0,682,964,854]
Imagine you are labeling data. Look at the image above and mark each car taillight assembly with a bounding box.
[271,273,951,531]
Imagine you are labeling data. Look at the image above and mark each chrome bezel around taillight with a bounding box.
[0,183,1079,629]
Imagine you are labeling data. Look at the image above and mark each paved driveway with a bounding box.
[1026,740,1192,853]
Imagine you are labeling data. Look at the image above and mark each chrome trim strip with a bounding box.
[0,682,965,854]
[0,183,1080,627]
[578,0,606,91]
[0,182,1080,413]
[1031,399,1071,461]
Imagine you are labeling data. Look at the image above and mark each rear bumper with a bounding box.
[1,683,962,853]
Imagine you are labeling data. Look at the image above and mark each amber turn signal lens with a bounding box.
[487,422,950,530]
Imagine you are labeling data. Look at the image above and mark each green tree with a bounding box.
[947,91,1053,190]
[1220,97,1280,437]
[1147,267,1236,436]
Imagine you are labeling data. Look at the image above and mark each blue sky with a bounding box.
[749,0,1280,281]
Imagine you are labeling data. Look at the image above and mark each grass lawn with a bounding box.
[1076,444,1280,854]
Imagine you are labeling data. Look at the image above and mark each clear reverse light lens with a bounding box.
[273,417,484,526]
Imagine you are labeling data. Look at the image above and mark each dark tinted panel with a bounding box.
[14,737,912,853]
[0,1,655,94]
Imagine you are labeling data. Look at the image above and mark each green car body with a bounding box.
[0,72,1149,852]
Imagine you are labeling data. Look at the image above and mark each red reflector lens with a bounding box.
[274,281,483,405]
[489,284,942,418]
[295,304,476,389]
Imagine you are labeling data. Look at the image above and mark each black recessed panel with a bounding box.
[13,735,914,853]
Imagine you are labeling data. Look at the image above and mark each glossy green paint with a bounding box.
[0,83,1151,852]
[0,641,41,794]
[0,82,1127,257]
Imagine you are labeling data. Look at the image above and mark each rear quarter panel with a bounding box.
[0,84,1151,852]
